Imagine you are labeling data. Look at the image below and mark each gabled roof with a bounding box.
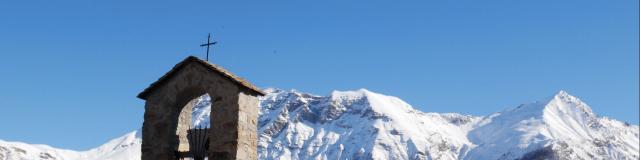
[137,56,265,100]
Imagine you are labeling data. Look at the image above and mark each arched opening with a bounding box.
[175,92,213,160]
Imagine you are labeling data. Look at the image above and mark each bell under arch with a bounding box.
[137,56,264,160]
[174,87,213,156]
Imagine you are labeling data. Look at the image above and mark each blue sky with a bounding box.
[0,0,637,150]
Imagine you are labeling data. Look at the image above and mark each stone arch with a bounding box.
[172,86,210,153]
[138,56,263,160]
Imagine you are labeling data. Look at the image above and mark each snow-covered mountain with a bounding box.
[257,88,479,160]
[257,89,638,160]
[0,130,140,160]
[1,89,637,160]
[466,91,638,160]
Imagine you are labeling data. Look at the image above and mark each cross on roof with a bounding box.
[200,33,217,61]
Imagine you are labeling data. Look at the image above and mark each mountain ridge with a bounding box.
[1,89,637,160]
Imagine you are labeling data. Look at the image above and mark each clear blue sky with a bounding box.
[0,0,637,150]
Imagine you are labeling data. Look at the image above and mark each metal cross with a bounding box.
[200,33,217,61]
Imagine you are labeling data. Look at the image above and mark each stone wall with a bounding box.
[236,92,259,159]
[141,62,259,160]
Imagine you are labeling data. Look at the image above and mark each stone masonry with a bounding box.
[137,56,264,160]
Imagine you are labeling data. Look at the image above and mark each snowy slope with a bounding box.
[0,130,140,160]
[257,88,479,160]
[0,89,637,160]
[466,91,639,160]
[258,89,638,160]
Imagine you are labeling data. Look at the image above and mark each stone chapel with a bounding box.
[137,56,264,160]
